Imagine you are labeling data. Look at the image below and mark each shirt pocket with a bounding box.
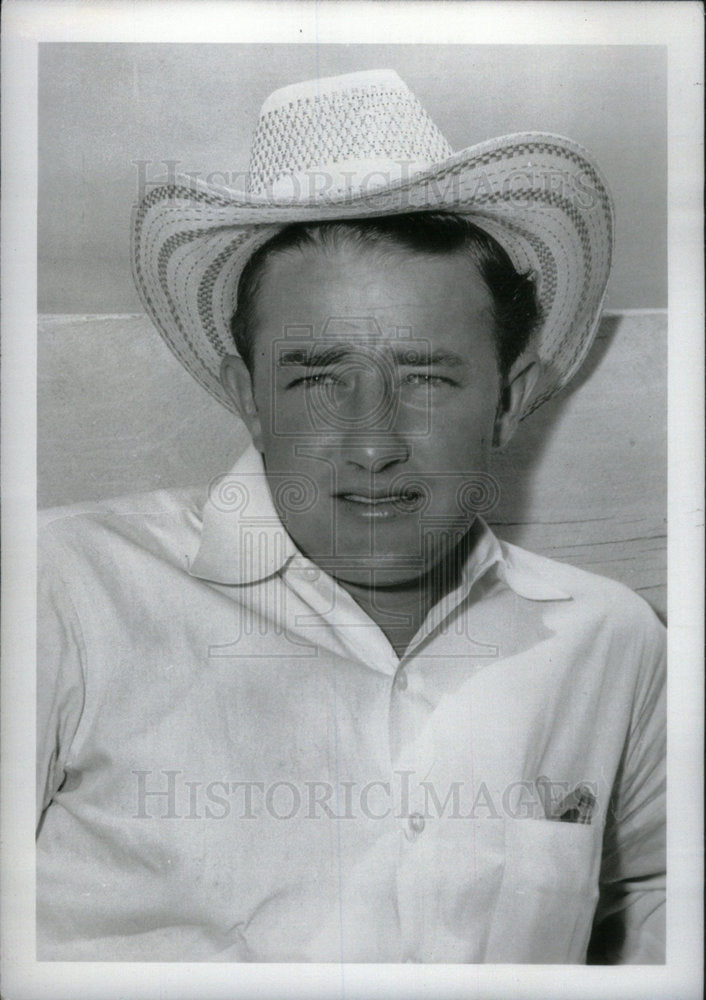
[485,817,603,963]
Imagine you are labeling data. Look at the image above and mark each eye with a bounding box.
[287,372,340,389]
[402,372,455,387]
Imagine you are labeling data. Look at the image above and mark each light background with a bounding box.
[2,3,702,1000]
[38,43,667,313]
[35,42,669,618]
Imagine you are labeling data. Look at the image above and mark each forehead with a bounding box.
[254,241,495,343]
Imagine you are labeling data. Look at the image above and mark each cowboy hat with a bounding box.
[131,68,614,417]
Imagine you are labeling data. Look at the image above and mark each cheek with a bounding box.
[428,392,499,455]
[254,379,317,438]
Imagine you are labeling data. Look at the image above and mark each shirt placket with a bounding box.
[280,549,503,962]
[384,550,502,961]
[388,650,442,960]
[282,558,439,959]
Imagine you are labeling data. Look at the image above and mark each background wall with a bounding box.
[37,44,668,616]
[38,43,667,313]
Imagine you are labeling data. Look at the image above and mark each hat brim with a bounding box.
[131,132,614,418]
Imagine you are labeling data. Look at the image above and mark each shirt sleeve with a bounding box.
[37,528,87,832]
[588,606,667,964]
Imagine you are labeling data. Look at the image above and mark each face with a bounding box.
[222,242,535,587]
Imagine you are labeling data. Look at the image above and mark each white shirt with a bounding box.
[37,445,666,963]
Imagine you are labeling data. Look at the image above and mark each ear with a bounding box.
[220,354,264,452]
[492,353,540,449]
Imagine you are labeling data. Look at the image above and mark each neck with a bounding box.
[335,526,480,657]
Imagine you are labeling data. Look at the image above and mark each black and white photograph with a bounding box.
[1,2,703,997]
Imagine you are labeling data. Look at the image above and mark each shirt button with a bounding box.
[408,812,425,835]
[394,670,408,692]
[293,566,321,580]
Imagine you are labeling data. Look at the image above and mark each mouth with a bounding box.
[336,488,425,516]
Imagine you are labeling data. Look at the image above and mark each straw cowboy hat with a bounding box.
[131,69,614,417]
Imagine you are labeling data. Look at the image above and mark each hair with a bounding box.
[229,212,540,381]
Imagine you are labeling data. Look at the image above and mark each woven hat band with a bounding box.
[268,157,438,200]
[247,69,453,198]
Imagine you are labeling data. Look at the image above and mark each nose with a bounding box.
[342,437,410,474]
[323,357,411,472]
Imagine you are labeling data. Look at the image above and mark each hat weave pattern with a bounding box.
[131,70,614,417]
[248,80,453,196]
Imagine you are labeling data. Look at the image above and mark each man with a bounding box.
[37,69,665,962]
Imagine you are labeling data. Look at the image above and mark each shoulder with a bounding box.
[39,484,208,571]
[496,542,666,727]
[501,539,665,644]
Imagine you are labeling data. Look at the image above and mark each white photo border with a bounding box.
[1,2,703,998]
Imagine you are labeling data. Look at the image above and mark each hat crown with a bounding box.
[133,68,614,419]
[247,69,453,199]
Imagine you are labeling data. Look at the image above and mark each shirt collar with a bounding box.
[188,444,298,585]
[494,540,572,602]
[188,445,571,602]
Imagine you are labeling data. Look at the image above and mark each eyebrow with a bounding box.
[277,346,467,368]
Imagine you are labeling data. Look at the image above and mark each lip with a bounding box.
[336,490,423,517]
